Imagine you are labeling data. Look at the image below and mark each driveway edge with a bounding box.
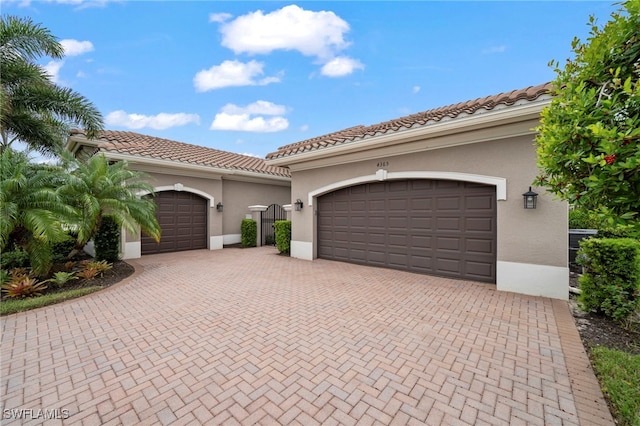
[552,299,615,426]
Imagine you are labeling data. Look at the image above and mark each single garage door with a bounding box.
[317,180,496,283]
[141,191,207,254]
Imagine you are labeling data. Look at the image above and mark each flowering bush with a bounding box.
[535,1,640,228]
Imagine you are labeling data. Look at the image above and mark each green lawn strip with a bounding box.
[590,346,640,426]
[0,287,101,316]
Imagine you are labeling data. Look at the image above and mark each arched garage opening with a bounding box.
[141,190,208,254]
[317,179,497,283]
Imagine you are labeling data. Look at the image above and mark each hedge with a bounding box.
[274,220,291,255]
[241,219,257,248]
[577,237,640,323]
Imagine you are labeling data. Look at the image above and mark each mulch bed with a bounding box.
[569,272,640,355]
[42,260,135,296]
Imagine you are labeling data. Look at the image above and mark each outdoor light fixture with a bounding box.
[216,202,223,212]
[522,187,538,209]
[294,199,304,211]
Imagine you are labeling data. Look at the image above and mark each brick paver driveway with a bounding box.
[2,247,613,425]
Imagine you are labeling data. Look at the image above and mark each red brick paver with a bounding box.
[1,247,612,425]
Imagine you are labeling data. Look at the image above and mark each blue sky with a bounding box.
[5,1,618,158]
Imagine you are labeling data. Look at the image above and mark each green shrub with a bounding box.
[95,216,120,262]
[569,208,600,229]
[0,248,30,270]
[51,232,77,263]
[577,238,640,324]
[241,219,257,248]
[274,220,291,255]
[45,271,78,288]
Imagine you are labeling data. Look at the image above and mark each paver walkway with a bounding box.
[1,247,613,425]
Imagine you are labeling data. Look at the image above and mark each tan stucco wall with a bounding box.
[289,133,568,268]
[121,167,291,246]
[221,180,291,236]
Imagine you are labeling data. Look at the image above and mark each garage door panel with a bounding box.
[466,195,493,210]
[318,179,496,283]
[411,197,433,210]
[466,238,493,254]
[436,257,462,274]
[437,217,461,230]
[437,197,461,210]
[437,236,460,251]
[466,217,493,232]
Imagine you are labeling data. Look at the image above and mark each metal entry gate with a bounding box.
[261,204,287,246]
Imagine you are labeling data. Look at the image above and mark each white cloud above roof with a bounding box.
[105,111,201,130]
[209,12,232,23]
[320,56,364,77]
[60,39,94,56]
[210,101,289,133]
[221,100,286,116]
[193,59,281,92]
[482,45,507,54]
[219,5,350,60]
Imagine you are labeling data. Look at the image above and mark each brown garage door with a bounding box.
[317,180,496,283]
[141,191,207,254]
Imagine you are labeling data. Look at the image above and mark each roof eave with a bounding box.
[265,97,551,167]
[66,133,291,182]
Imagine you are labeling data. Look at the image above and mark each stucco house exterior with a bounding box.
[66,131,291,258]
[67,82,569,300]
[265,82,569,300]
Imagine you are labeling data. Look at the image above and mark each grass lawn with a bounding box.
[591,346,640,426]
[0,287,101,315]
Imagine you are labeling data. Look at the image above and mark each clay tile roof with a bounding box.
[266,82,552,160]
[70,130,290,178]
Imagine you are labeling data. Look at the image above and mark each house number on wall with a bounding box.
[376,161,389,168]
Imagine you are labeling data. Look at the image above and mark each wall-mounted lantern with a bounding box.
[522,187,538,209]
[294,199,304,211]
[216,202,224,212]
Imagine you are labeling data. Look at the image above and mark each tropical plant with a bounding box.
[45,271,77,288]
[83,260,112,276]
[535,1,640,228]
[0,15,103,154]
[1,276,47,298]
[77,267,99,280]
[0,148,72,275]
[58,153,161,257]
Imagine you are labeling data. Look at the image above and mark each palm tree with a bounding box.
[0,15,103,155]
[0,148,72,274]
[59,153,161,257]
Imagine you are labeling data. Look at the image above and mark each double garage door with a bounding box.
[141,191,207,255]
[318,180,496,283]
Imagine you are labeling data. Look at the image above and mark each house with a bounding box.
[67,82,569,300]
[65,130,291,258]
[265,82,569,300]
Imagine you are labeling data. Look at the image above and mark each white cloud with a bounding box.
[320,56,364,77]
[412,86,421,94]
[210,114,288,133]
[221,100,286,116]
[219,4,350,60]
[105,111,201,130]
[482,45,507,54]
[209,12,232,23]
[300,124,309,131]
[44,60,64,83]
[210,101,289,133]
[193,60,280,92]
[60,39,94,56]
[239,152,261,158]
